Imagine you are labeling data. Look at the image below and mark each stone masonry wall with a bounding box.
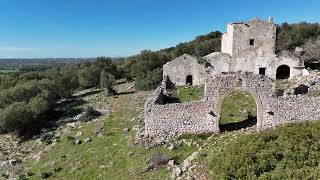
[144,73,320,140]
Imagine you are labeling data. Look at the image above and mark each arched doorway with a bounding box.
[186,75,193,85]
[276,65,290,79]
[218,90,258,132]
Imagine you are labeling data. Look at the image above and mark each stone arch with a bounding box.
[212,87,264,133]
[186,75,193,85]
[276,65,290,79]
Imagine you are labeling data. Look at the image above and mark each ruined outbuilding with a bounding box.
[163,17,307,86]
[145,17,320,140]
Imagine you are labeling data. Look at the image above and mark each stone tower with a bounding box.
[221,17,276,58]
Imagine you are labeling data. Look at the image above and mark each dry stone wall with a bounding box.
[144,73,320,140]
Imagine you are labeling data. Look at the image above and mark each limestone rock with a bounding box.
[167,160,175,166]
[171,166,182,179]
[76,132,83,137]
[75,140,82,145]
[84,138,92,143]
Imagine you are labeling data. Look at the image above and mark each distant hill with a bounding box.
[0,58,96,70]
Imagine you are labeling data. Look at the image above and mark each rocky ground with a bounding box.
[277,70,320,96]
[0,85,115,178]
[2,74,319,179]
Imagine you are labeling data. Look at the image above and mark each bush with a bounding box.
[135,68,163,90]
[207,121,320,179]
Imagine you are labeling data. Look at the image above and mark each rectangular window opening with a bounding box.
[259,68,266,76]
[250,39,255,46]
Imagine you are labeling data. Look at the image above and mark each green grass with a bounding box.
[219,91,256,125]
[21,87,197,179]
[196,121,320,179]
[174,86,204,103]
[275,79,292,96]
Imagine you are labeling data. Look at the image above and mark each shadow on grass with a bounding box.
[19,99,88,141]
[116,91,136,95]
[163,95,181,104]
[76,89,104,98]
[219,115,257,133]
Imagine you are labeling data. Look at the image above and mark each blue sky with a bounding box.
[0,0,319,58]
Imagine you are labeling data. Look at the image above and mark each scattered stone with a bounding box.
[9,159,17,166]
[75,140,82,145]
[123,128,130,132]
[132,125,140,131]
[182,152,199,171]
[167,160,175,166]
[66,122,77,128]
[40,132,55,144]
[84,138,92,143]
[76,132,83,137]
[99,165,107,169]
[171,166,182,179]
[127,151,135,156]
[168,144,176,151]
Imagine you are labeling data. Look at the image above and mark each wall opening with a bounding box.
[259,68,266,76]
[236,78,243,87]
[276,65,290,79]
[219,91,257,132]
[186,75,193,85]
[250,39,255,46]
[294,84,309,95]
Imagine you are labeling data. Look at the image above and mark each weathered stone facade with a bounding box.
[144,73,320,139]
[163,54,206,86]
[222,17,276,58]
[163,17,308,86]
[147,17,320,140]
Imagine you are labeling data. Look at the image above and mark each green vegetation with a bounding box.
[198,121,320,179]
[275,80,292,96]
[17,86,320,179]
[21,86,196,179]
[0,57,119,135]
[2,21,320,178]
[276,22,320,53]
[135,68,163,90]
[0,68,18,76]
[219,91,256,125]
[173,86,204,103]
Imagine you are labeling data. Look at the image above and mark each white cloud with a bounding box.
[0,47,36,52]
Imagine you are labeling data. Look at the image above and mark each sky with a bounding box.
[0,0,319,58]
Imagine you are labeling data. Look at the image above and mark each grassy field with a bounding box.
[20,86,197,179]
[173,86,204,103]
[219,91,257,125]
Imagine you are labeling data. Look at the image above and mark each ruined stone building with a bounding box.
[163,17,307,86]
[144,17,320,140]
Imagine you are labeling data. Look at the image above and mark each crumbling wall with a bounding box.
[144,73,320,140]
[263,96,320,129]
